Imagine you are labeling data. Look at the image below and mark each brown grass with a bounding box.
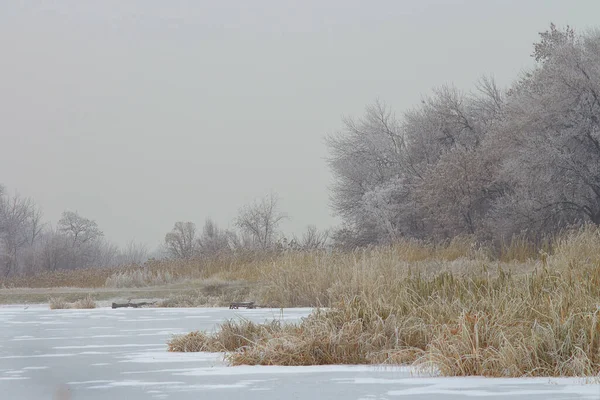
[49,294,97,309]
[0,252,273,289]
[167,226,600,377]
[168,319,283,353]
[157,280,254,308]
[48,297,70,309]
[4,268,116,288]
[72,295,97,309]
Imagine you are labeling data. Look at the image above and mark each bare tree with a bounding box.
[297,225,329,250]
[235,194,287,250]
[494,25,600,235]
[197,218,232,257]
[38,230,71,272]
[326,100,403,224]
[117,241,149,266]
[326,83,504,244]
[164,221,197,259]
[58,211,103,247]
[0,191,43,276]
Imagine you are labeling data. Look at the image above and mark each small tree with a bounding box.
[298,225,329,250]
[0,191,44,276]
[164,221,197,259]
[117,241,149,266]
[197,218,232,257]
[235,194,287,251]
[58,211,103,247]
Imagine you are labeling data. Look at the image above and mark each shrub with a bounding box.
[49,295,96,309]
[48,297,69,310]
[72,295,96,309]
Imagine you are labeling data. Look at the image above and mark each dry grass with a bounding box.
[168,319,283,352]
[157,280,254,308]
[48,297,70,310]
[167,226,600,377]
[105,269,177,288]
[3,268,116,288]
[72,295,97,309]
[0,252,272,289]
[49,294,96,309]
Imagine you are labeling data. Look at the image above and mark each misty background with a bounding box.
[1,0,599,249]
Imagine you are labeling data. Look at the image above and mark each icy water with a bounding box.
[0,305,599,399]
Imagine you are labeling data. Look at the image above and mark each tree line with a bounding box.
[162,193,329,260]
[0,186,149,277]
[0,187,328,275]
[326,24,600,248]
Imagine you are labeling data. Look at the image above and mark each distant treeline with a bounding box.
[0,186,327,276]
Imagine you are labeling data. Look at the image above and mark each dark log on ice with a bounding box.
[111,301,155,309]
[229,301,256,309]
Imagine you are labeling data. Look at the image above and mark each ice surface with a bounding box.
[0,306,599,399]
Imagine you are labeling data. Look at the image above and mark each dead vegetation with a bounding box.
[168,226,600,377]
[48,296,70,310]
[49,294,96,309]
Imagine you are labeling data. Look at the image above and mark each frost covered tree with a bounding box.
[494,25,600,234]
[0,191,43,276]
[327,82,505,243]
[235,194,286,250]
[164,221,197,259]
[58,211,103,247]
[326,101,408,243]
[326,24,600,245]
[196,218,232,257]
[116,241,149,266]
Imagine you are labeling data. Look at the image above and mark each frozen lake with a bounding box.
[0,305,599,399]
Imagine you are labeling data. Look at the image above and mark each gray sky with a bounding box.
[1,0,599,249]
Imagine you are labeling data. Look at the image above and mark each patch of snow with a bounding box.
[119,318,179,322]
[89,334,128,338]
[120,328,178,332]
[0,353,76,359]
[385,377,600,398]
[86,380,185,389]
[136,331,185,337]
[176,365,405,377]
[54,344,163,350]
[120,351,223,364]
[68,380,114,385]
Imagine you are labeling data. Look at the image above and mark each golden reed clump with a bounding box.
[169,226,600,377]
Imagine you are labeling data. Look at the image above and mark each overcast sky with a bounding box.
[1,0,599,249]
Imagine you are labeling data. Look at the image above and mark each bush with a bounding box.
[48,297,69,310]
[72,295,96,309]
[49,295,96,309]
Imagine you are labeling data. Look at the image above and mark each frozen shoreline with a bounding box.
[0,306,599,399]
